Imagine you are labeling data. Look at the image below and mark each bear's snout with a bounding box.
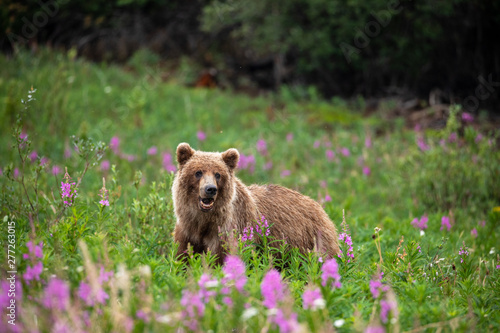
[205,184,217,196]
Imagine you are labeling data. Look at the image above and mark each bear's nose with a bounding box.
[205,184,217,196]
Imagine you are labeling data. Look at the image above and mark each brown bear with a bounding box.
[172,143,340,263]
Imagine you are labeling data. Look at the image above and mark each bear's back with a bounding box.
[247,184,340,257]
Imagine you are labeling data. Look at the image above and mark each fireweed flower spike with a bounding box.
[321,258,341,289]
[458,242,469,264]
[61,167,77,207]
[261,270,286,309]
[222,255,247,293]
[99,177,110,206]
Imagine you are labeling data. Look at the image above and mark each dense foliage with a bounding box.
[0,50,499,332]
[2,0,500,108]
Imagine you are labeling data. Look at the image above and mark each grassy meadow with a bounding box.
[1,49,499,332]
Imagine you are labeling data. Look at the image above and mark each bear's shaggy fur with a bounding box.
[172,143,340,263]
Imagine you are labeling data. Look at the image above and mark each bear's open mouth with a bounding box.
[199,197,215,211]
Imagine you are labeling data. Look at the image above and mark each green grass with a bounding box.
[1,48,499,332]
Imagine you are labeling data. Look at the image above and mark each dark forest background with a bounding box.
[2,0,500,113]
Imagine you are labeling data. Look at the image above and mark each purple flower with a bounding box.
[261,270,286,309]
[338,232,354,261]
[417,137,430,151]
[61,181,77,207]
[180,290,205,330]
[448,132,458,143]
[326,149,335,161]
[40,157,48,166]
[411,215,428,230]
[101,160,110,171]
[24,261,43,282]
[365,137,372,148]
[110,136,120,154]
[462,112,474,123]
[263,161,273,170]
[124,154,136,162]
[136,310,150,323]
[380,299,397,323]
[324,194,332,202]
[29,151,38,162]
[238,154,256,173]
[223,297,233,307]
[99,180,110,207]
[162,152,177,173]
[440,216,451,231]
[340,147,350,157]
[302,288,325,310]
[478,220,486,228]
[313,140,321,149]
[369,273,387,299]
[286,133,294,142]
[365,325,386,333]
[280,170,291,178]
[42,278,70,311]
[471,228,478,238]
[147,146,158,155]
[363,166,371,176]
[241,226,254,243]
[24,241,43,259]
[51,165,61,176]
[197,131,206,141]
[459,242,469,264]
[257,139,268,155]
[223,255,247,292]
[198,273,218,302]
[270,308,299,333]
[321,258,341,289]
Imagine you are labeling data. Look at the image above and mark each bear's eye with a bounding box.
[195,171,203,178]
[215,172,221,181]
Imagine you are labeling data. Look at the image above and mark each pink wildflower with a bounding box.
[42,278,70,311]
[101,160,110,171]
[110,136,120,154]
[52,165,61,176]
[162,152,177,172]
[197,131,206,141]
[440,216,451,231]
[222,255,247,292]
[326,149,335,161]
[147,146,158,155]
[365,136,372,148]
[411,215,428,230]
[471,228,478,238]
[363,166,371,176]
[257,139,268,155]
[271,309,299,333]
[340,147,350,157]
[280,170,291,178]
[261,270,286,309]
[24,261,43,282]
[286,133,293,142]
[313,140,321,149]
[321,259,341,289]
[302,288,324,310]
[462,112,474,123]
[365,326,385,333]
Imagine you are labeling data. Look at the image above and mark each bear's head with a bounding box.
[175,143,239,213]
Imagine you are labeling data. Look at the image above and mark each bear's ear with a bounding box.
[222,148,239,171]
[176,143,195,167]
